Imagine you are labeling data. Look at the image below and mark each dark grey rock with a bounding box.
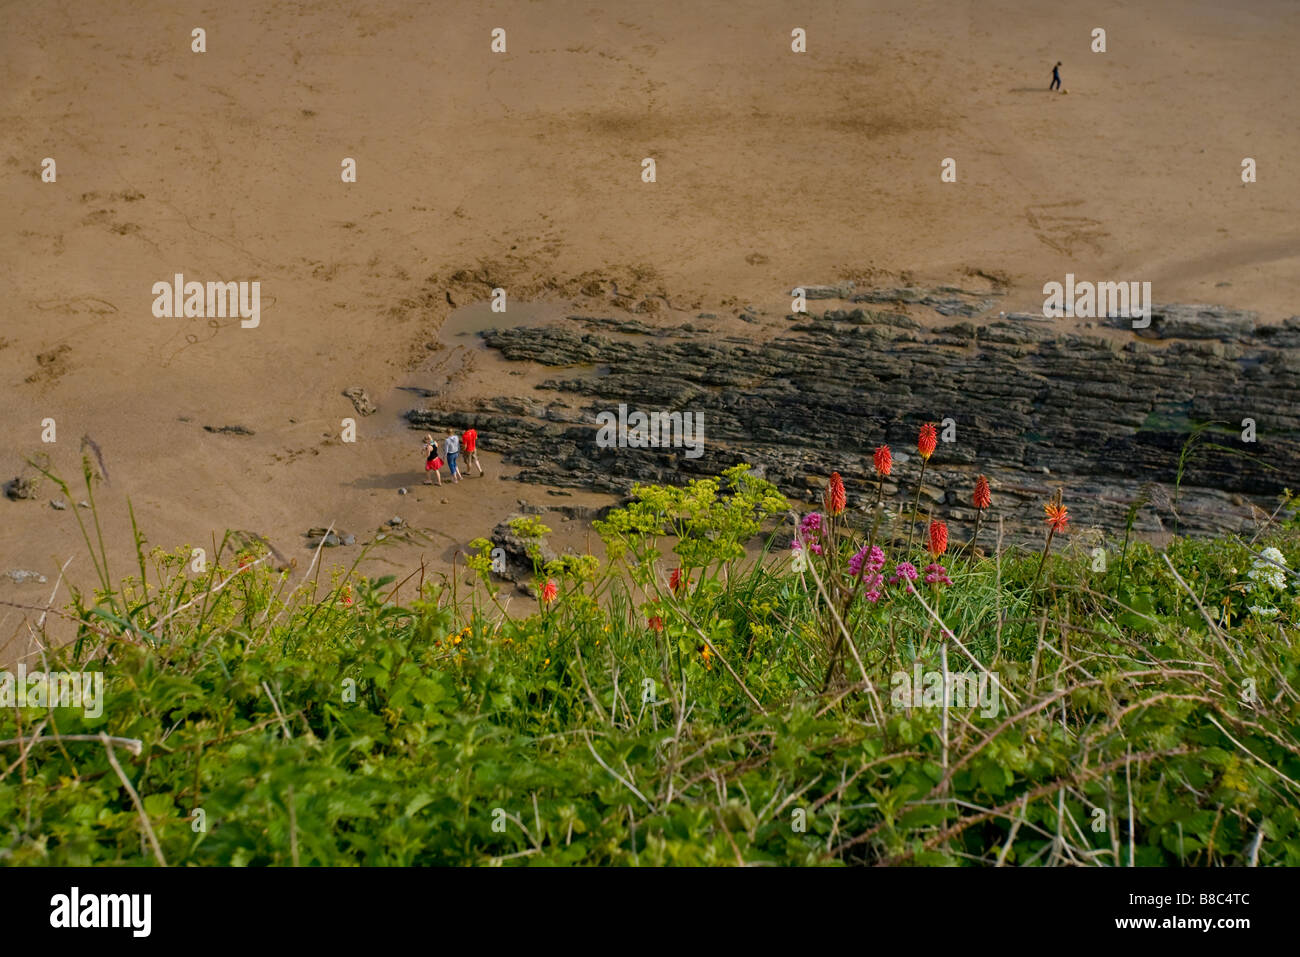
[4,477,37,500]
[789,282,856,300]
[490,515,558,582]
[305,528,353,548]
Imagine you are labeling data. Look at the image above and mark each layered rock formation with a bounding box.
[409,294,1300,542]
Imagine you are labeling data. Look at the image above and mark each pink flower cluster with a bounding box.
[924,563,952,586]
[848,544,885,579]
[849,544,887,602]
[792,512,825,556]
[888,562,919,585]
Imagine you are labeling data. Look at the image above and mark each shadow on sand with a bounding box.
[352,470,423,490]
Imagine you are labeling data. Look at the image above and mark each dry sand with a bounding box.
[3,0,1298,662]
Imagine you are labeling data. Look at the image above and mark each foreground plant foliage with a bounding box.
[2,463,1298,866]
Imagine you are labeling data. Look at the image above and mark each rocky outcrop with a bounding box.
[305,527,356,548]
[489,516,557,587]
[343,387,377,416]
[407,303,1300,541]
[1103,304,1262,341]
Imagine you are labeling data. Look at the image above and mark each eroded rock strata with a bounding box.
[409,301,1300,542]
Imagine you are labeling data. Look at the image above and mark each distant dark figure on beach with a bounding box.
[1050,62,1062,91]
[462,427,484,477]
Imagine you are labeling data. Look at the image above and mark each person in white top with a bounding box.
[444,432,462,482]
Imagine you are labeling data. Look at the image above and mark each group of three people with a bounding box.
[423,428,483,486]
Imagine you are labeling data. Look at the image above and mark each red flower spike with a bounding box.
[873,445,892,477]
[917,423,938,461]
[825,471,846,516]
[928,520,949,557]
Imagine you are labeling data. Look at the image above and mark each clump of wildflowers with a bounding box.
[1246,547,1290,618]
[793,512,825,556]
[1248,547,1288,591]
[848,544,885,580]
[889,562,919,586]
[924,563,952,586]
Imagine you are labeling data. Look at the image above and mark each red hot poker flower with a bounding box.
[669,567,689,596]
[928,519,949,557]
[973,475,991,510]
[825,471,846,516]
[541,579,558,604]
[917,423,938,461]
[648,616,664,632]
[873,445,892,477]
[1044,502,1069,533]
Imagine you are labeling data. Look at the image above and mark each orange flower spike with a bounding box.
[648,615,664,633]
[541,579,558,604]
[825,471,847,516]
[928,520,949,557]
[973,475,991,510]
[873,445,892,477]
[1044,500,1069,533]
[917,423,938,461]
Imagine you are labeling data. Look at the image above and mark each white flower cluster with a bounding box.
[1247,547,1289,591]
[1246,547,1290,618]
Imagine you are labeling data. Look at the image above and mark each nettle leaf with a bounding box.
[141,793,175,818]
[978,762,1011,797]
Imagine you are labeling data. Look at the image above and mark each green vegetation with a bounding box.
[2,463,1298,866]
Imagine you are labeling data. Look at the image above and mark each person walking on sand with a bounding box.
[444,430,462,483]
[422,434,444,486]
[462,426,484,477]
[1049,61,1062,91]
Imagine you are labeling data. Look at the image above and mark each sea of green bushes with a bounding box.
[2,463,1297,866]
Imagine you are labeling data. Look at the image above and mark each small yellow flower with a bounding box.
[452,635,462,646]
[543,657,550,667]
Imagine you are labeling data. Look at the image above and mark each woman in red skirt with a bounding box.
[422,434,444,486]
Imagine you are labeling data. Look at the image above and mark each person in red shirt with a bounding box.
[461,427,484,477]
